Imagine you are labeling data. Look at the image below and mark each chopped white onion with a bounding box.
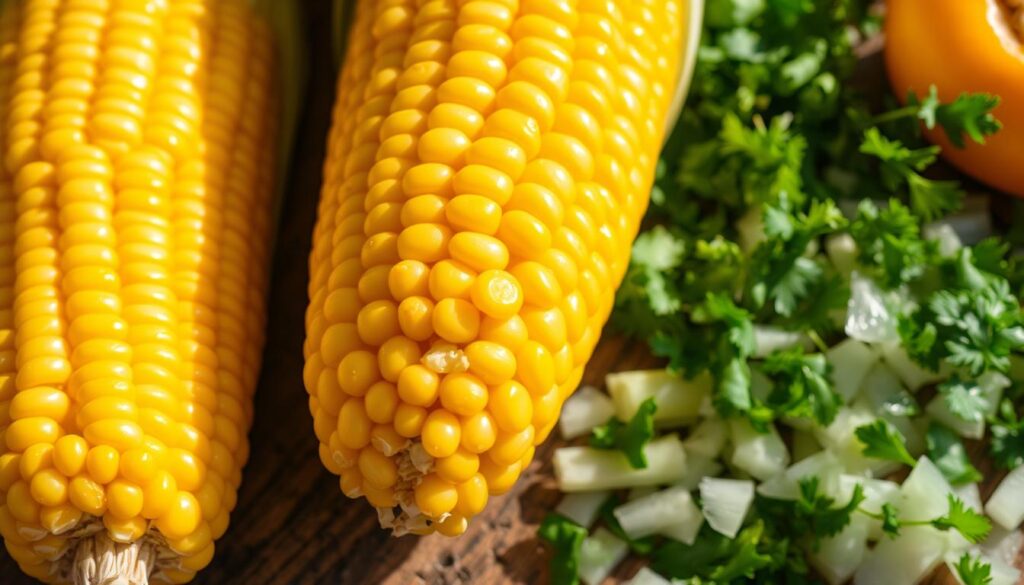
[614,486,703,542]
[926,395,985,440]
[554,435,688,492]
[606,370,710,426]
[845,272,898,343]
[811,515,870,585]
[875,340,944,392]
[625,567,671,585]
[985,464,1024,530]
[559,385,617,440]
[700,477,755,538]
[814,406,897,476]
[953,482,982,513]
[682,417,727,459]
[900,456,955,521]
[836,475,901,540]
[758,450,843,501]
[923,222,963,257]
[555,491,610,528]
[578,527,629,585]
[982,525,1024,568]
[854,526,948,585]
[676,452,723,491]
[752,325,812,359]
[728,418,790,480]
[828,338,878,401]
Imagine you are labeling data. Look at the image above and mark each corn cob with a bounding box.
[0,0,299,582]
[305,0,686,536]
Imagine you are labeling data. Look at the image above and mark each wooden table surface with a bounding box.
[1,1,1021,583]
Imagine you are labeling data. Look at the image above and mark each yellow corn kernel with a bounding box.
[414,474,458,519]
[421,409,462,458]
[306,0,684,536]
[438,372,489,416]
[435,449,480,484]
[0,0,291,578]
[28,468,68,507]
[51,434,87,477]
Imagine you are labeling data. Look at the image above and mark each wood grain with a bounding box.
[0,1,1020,584]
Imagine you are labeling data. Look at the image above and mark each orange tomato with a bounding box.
[885,0,1024,197]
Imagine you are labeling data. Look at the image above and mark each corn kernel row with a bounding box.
[0,1,280,582]
[305,0,682,536]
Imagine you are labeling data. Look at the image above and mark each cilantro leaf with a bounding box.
[850,199,934,288]
[762,347,840,424]
[589,398,658,469]
[926,423,983,485]
[900,278,1024,377]
[758,477,865,550]
[538,514,587,585]
[938,377,991,424]
[931,495,992,544]
[694,293,756,356]
[909,87,1002,148]
[953,552,994,585]
[652,521,780,581]
[859,127,964,220]
[880,503,902,538]
[989,398,1024,470]
[854,420,917,467]
[797,477,865,540]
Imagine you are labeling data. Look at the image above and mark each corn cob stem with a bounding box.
[71,534,155,585]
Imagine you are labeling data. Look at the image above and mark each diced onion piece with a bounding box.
[811,515,871,585]
[982,525,1024,568]
[728,419,790,481]
[676,452,723,491]
[901,456,955,521]
[828,338,878,401]
[554,435,688,492]
[826,232,858,276]
[682,417,727,458]
[937,197,993,245]
[757,451,843,501]
[953,482,983,513]
[854,526,948,585]
[559,385,616,440]
[606,370,710,426]
[859,362,910,415]
[845,272,898,343]
[923,222,963,257]
[699,477,755,538]
[985,558,1022,585]
[578,527,629,585]
[926,395,985,440]
[945,554,1021,585]
[836,475,901,541]
[985,464,1024,530]
[555,491,610,528]
[626,567,671,585]
[875,340,944,392]
[613,486,702,542]
[815,407,898,476]
[751,326,811,359]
